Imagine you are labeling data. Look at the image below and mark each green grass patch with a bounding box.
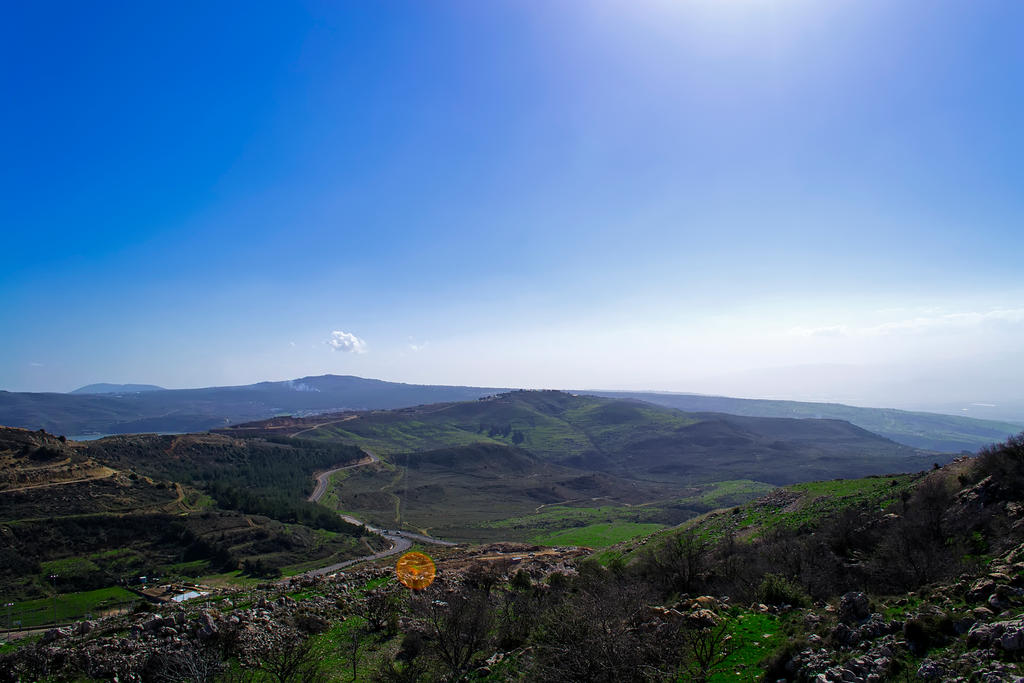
[708,611,787,683]
[288,589,318,602]
[163,558,212,576]
[757,474,917,532]
[39,557,100,578]
[4,586,139,629]
[532,522,663,548]
[195,569,265,589]
[360,575,393,594]
[0,632,40,654]
[677,480,777,508]
[305,613,404,682]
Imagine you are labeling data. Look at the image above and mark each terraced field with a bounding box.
[0,427,382,608]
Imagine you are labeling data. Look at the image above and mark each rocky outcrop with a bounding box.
[967,618,1024,651]
[836,591,870,625]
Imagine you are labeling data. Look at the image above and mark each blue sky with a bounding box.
[3,1,1023,416]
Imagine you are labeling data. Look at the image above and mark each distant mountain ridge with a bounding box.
[70,383,166,394]
[0,375,506,436]
[0,374,1016,452]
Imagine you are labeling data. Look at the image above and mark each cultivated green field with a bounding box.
[532,522,664,547]
[2,586,139,630]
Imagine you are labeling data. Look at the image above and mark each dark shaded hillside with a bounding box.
[0,375,505,436]
[83,432,368,532]
[591,390,1023,452]
[404,442,543,474]
[328,442,676,541]
[607,412,935,485]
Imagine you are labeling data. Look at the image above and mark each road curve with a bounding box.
[307,451,380,503]
[299,534,413,578]
[294,449,456,580]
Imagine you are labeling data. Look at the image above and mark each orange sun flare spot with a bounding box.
[395,551,436,590]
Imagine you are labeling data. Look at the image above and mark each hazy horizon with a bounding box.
[4,2,1022,417]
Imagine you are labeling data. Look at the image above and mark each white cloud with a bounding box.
[327,330,367,353]
[408,337,428,352]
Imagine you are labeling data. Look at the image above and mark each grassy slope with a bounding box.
[602,472,922,566]
[478,480,778,546]
[308,394,597,459]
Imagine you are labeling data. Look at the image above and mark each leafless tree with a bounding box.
[250,628,324,683]
[147,642,225,682]
[529,576,668,683]
[415,586,494,680]
[643,526,708,594]
[344,624,366,682]
[681,619,733,683]
[362,588,399,635]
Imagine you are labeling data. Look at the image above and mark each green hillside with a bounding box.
[287,391,939,485]
[223,391,950,544]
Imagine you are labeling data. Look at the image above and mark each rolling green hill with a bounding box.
[241,390,940,485]
[227,391,947,543]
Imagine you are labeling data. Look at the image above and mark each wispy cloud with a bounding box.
[408,337,428,352]
[29,362,44,367]
[796,325,849,337]
[792,308,1024,338]
[327,330,367,353]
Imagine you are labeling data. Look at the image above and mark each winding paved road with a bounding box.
[306,451,380,503]
[296,449,456,579]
